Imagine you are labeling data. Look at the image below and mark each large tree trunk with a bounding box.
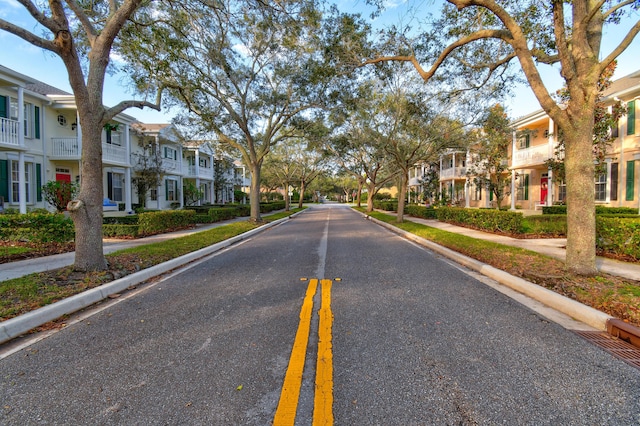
[249,162,262,222]
[563,114,597,276]
[284,180,291,211]
[68,111,107,271]
[298,180,306,209]
[366,182,376,212]
[396,172,408,223]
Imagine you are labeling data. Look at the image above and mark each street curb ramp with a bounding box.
[0,214,300,345]
[362,213,620,333]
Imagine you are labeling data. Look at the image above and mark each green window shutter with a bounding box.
[525,134,530,148]
[34,106,40,139]
[36,163,42,202]
[627,161,635,201]
[0,159,8,201]
[0,95,7,118]
[524,174,529,200]
[628,100,636,135]
[107,172,113,200]
[165,180,169,201]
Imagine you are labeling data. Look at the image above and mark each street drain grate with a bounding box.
[573,331,640,369]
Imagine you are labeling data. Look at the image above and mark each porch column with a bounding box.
[464,179,470,208]
[17,88,26,214]
[605,159,613,203]
[155,135,161,210]
[124,124,133,213]
[195,150,201,206]
[439,156,443,201]
[547,168,554,206]
[510,169,516,211]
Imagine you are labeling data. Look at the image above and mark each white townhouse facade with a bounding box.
[1,64,246,214]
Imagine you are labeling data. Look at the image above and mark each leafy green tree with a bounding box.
[132,141,165,209]
[0,1,162,271]
[466,104,513,209]
[42,181,79,213]
[122,0,336,223]
[183,181,205,207]
[365,0,640,275]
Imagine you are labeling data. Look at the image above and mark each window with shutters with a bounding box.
[611,163,618,201]
[10,160,34,204]
[516,174,529,201]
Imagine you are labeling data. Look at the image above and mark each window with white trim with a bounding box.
[166,179,179,201]
[10,160,33,203]
[595,172,607,201]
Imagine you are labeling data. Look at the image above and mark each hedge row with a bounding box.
[137,210,196,236]
[0,213,74,243]
[596,217,640,260]
[434,207,524,234]
[404,205,437,219]
[542,205,639,215]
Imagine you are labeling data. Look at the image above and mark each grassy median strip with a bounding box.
[360,208,640,327]
[0,209,302,322]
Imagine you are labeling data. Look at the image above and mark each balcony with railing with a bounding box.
[50,138,80,159]
[440,166,467,180]
[102,143,127,165]
[512,143,552,168]
[0,117,21,148]
[162,158,182,174]
[50,138,127,164]
[187,165,213,180]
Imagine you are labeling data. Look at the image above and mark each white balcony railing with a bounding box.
[50,137,80,158]
[187,165,213,180]
[102,143,127,164]
[162,158,182,174]
[0,117,21,147]
[440,166,467,180]
[513,144,551,168]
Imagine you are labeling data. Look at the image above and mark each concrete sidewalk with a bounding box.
[402,216,640,282]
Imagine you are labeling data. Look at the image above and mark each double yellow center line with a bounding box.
[274,278,334,425]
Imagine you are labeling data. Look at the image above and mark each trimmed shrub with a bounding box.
[521,215,567,236]
[405,204,437,219]
[596,217,640,261]
[435,207,524,234]
[543,205,639,216]
[373,200,398,211]
[0,213,74,243]
[137,210,196,236]
[209,207,239,222]
[103,216,139,225]
[103,224,140,238]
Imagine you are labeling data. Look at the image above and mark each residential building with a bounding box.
[509,70,640,211]
[1,64,245,215]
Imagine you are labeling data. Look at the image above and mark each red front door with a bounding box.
[540,177,548,203]
[56,173,71,183]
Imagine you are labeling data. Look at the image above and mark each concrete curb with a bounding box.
[363,214,613,331]
[0,214,299,345]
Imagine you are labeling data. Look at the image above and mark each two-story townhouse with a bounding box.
[0,65,48,213]
[131,123,185,210]
[509,70,640,211]
[47,93,139,214]
[183,140,215,205]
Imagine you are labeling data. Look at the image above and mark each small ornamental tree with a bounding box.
[42,181,79,213]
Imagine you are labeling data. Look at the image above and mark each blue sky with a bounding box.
[1,0,639,123]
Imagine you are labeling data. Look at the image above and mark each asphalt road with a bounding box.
[1,204,639,425]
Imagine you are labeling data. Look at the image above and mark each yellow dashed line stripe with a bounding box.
[274,279,319,425]
[314,279,334,425]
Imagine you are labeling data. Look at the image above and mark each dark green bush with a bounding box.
[137,210,195,236]
[543,205,639,216]
[521,215,567,236]
[373,200,399,211]
[435,207,524,234]
[102,224,140,238]
[209,207,239,222]
[0,213,74,242]
[405,204,437,219]
[103,216,139,225]
[596,217,640,261]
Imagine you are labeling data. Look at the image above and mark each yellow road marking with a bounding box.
[274,278,318,425]
[314,279,334,425]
